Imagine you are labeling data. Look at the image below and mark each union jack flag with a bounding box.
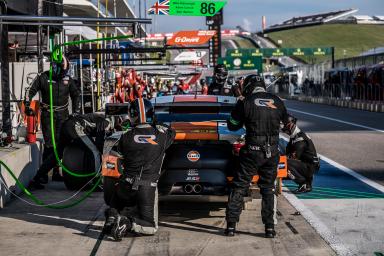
[147,0,170,15]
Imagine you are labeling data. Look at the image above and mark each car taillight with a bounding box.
[233,140,245,156]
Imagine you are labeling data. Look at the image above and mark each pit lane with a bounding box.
[281,99,384,255]
[0,183,335,256]
[0,99,383,256]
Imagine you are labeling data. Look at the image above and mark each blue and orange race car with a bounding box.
[101,95,287,198]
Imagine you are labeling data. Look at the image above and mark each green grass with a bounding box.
[267,24,384,61]
[229,36,256,49]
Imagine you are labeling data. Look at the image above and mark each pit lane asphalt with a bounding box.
[283,99,384,186]
[0,183,335,256]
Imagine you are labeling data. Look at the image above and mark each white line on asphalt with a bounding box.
[288,108,384,133]
[282,192,352,256]
[281,135,384,255]
[318,154,384,193]
[281,135,351,255]
[28,213,89,224]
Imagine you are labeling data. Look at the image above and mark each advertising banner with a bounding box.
[167,30,216,45]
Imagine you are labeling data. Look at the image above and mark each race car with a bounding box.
[101,95,287,199]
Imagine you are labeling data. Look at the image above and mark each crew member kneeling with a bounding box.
[282,115,320,193]
[104,98,175,241]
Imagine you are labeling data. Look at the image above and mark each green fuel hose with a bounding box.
[0,160,102,209]
[48,34,132,177]
[0,35,135,209]
[48,67,98,177]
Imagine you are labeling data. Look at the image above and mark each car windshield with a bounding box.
[155,113,231,122]
[155,103,233,122]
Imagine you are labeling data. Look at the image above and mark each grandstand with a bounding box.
[265,9,358,32]
[346,15,384,25]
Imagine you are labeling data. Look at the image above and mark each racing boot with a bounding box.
[103,208,119,235]
[29,178,45,190]
[224,222,236,236]
[52,167,64,182]
[306,183,313,193]
[265,225,276,238]
[294,184,311,194]
[111,215,132,241]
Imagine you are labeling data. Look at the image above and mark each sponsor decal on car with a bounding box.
[187,169,199,176]
[106,162,116,169]
[187,151,200,162]
[186,176,201,181]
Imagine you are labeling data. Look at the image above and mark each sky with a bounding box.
[126,0,384,33]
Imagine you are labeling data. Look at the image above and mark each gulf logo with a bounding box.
[187,151,200,162]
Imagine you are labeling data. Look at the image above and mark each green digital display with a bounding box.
[169,0,227,16]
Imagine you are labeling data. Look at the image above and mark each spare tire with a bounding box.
[62,144,99,190]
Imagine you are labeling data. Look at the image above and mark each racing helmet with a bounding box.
[214,64,229,85]
[200,78,206,85]
[129,98,154,125]
[282,114,298,135]
[242,74,266,97]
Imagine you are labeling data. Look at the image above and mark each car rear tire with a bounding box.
[62,144,98,191]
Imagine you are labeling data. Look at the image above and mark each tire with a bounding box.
[62,144,98,190]
[103,176,118,206]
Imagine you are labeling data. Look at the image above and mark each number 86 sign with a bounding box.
[168,0,227,17]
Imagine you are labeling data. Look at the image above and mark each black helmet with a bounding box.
[129,98,154,125]
[242,74,266,97]
[282,114,298,135]
[200,78,206,85]
[214,64,228,84]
